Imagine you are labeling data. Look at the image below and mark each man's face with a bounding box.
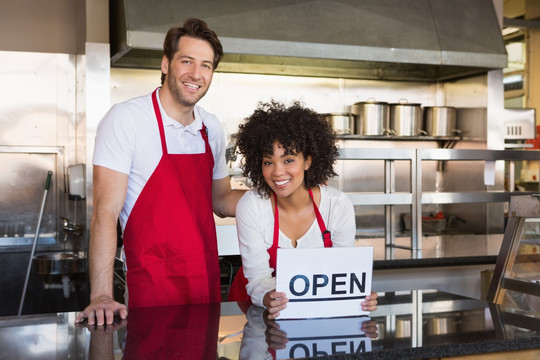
[161,36,215,107]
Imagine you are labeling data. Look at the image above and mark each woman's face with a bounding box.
[262,141,311,199]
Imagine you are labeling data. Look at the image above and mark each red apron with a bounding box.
[122,88,221,308]
[228,188,332,302]
[123,302,221,360]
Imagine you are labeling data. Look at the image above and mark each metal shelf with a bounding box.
[0,146,64,154]
[338,147,540,254]
[421,191,537,204]
[347,193,413,206]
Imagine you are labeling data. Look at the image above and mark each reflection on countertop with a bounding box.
[1,289,539,360]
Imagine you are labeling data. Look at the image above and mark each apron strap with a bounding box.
[308,188,332,247]
[151,88,168,156]
[152,88,212,158]
[272,187,332,248]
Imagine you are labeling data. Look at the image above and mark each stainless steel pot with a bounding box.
[351,100,389,136]
[322,113,354,135]
[423,106,458,136]
[389,100,423,136]
[426,315,458,335]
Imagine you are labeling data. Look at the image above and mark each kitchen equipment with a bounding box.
[18,170,52,316]
[32,253,84,275]
[351,100,390,136]
[389,100,423,136]
[322,113,354,135]
[426,315,458,335]
[395,318,411,338]
[67,164,85,200]
[423,106,458,137]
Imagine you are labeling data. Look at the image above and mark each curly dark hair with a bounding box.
[237,100,339,197]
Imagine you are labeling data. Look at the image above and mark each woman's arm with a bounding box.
[236,192,278,307]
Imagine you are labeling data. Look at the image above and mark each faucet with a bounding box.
[59,217,85,254]
[60,217,84,236]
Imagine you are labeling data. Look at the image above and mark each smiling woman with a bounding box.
[227,100,378,319]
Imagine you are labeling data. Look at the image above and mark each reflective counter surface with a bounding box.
[1,289,539,360]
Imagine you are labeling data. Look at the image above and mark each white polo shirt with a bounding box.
[92,89,229,230]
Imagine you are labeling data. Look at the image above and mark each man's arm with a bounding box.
[75,165,129,325]
[212,177,246,218]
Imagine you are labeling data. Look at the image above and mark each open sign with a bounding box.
[275,316,373,359]
[276,246,373,319]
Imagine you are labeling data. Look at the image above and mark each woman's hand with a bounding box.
[263,290,288,320]
[361,319,379,339]
[362,291,378,312]
[265,319,289,350]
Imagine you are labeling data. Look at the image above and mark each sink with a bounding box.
[32,253,86,275]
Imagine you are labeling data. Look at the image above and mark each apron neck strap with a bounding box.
[152,88,210,156]
[151,88,168,155]
[272,187,332,247]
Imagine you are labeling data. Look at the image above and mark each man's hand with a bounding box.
[75,295,127,326]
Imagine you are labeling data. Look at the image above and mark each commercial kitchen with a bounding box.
[1,0,540,359]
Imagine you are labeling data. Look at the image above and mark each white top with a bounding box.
[236,185,356,307]
[92,88,229,229]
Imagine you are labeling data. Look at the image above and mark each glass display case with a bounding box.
[488,194,540,315]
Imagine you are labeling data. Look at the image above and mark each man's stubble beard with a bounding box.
[167,73,209,107]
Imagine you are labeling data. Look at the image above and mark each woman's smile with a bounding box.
[274,179,290,187]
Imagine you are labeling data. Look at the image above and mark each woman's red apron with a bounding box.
[122,88,221,308]
[228,188,332,302]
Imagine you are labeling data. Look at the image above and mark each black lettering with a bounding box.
[332,273,347,294]
[352,340,366,353]
[290,344,309,358]
[350,272,366,293]
[313,343,328,356]
[290,275,309,296]
[331,341,347,354]
[312,274,328,295]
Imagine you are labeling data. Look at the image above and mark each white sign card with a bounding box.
[275,246,373,319]
[275,316,373,359]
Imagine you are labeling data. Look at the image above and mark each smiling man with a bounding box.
[76,18,245,326]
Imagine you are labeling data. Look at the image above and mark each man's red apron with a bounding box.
[122,88,221,308]
[228,188,332,302]
[123,302,221,359]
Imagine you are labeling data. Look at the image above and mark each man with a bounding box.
[76,18,244,325]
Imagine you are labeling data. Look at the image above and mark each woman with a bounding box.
[229,101,378,319]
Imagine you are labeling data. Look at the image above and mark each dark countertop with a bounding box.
[1,289,539,360]
[359,233,502,270]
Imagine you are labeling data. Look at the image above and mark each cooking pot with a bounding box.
[322,113,354,135]
[389,100,423,136]
[423,106,458,137]
[351,100,390,136]
[426,315,458,335]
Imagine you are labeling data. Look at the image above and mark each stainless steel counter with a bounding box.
[1,289,539,360]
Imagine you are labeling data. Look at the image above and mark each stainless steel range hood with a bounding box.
[110,0,507,81]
